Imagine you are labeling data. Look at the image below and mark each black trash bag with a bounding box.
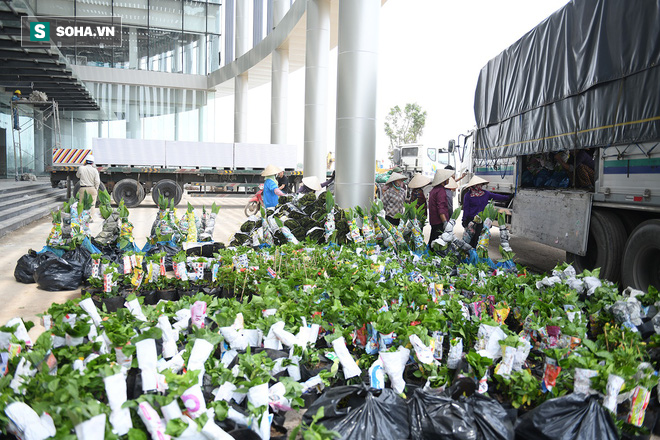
[514,393,618,440]
[14,250,58,283]
[62,246,95,283]
[409,386,514,440]
[146,242,180,271]
[302,384,410,440]
[33,257,84,291]
[186,242,225,257]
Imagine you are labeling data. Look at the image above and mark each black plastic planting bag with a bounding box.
[302,385,409,440]
[33,257,84,291]
[514,393,618,440]
[409,388,514,440]
[14,250,58,283]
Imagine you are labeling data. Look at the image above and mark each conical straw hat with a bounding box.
[408,174,432,189]
[445,176,458,190]
[302,176,323,192]
[261,164,282,176]
[431,169,454,187]
[385,172,407,185]
[464,175,489,189]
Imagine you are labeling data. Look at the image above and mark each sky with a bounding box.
[216,0,571,165]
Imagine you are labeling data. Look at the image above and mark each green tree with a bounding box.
[384,103,427,160]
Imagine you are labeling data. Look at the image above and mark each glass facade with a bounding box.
[36,0,222,75]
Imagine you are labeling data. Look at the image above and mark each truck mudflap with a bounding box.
[511,189,592,256]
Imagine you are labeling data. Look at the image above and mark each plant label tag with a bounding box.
[123,255,132,274]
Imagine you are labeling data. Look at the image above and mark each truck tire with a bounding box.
[566,209,626,284]
[621,220,660,291]
[152,179,182,206]
[74,181,107,207]
[112,179,145,208]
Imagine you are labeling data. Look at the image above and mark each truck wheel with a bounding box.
[621,220,660,291]
[566,209,626,284]
[112,179,145,208]
[152,179,182,206]
[74,181,107,207]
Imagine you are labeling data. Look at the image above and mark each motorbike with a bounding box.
[244,184,264,216]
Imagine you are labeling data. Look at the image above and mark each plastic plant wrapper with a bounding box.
[161,400,183,422]
[346,210,364,244]
[268,382,291,411]
[79,297,102,328]
[250,409,273,440]
[368,358,385,389]
[287,346,302,381]
[602,374,625,413]
[1,317,33,348]
[476,217,492,259]
[188,338,214,383]
[512,338,532,372]
[185,204,199,243]
[190,301,207,329]
[74,413,106,440]
[379,346,410,394]
[432,331,444,361]
[181,384,207,419]
[125,297,147,321]
[46,209,65,247]
[409,334,435,364]
[269,320,298,347]
[574,368,598,395]
[174,261,189,281]
[137,401,171,440]
[5,401,56,440]
[410,219,427,255]
[498,212,514,260]
[280,225,299,244]
[158,316,179,360]
[202,416,234,440]
[247,382,270,408]
[627,385,651,427]
[332,336,361,379]
[541,356,561,393]
[103,373,132,435]
[447,337,463,369]
[199,203,220,242]
[136,338,159,392]
[494,345,516,378]
[474,324,507,360]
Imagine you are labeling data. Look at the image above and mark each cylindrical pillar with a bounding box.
[129,27,138,69]
[335,0,380,209]
[234,0,250,143]
[235,73,248,143]
[303,0,330,181]
[127,86,141,139]
[270,0,290,145]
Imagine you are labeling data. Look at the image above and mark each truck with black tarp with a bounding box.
[466,0,660,291]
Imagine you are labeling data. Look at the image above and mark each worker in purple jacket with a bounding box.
[461,175,510,228]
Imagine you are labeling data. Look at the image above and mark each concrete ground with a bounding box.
[0,193,566,340]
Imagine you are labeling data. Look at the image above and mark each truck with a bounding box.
[465,0,660,291]
[391,143,456,178]
[49,138,302,207]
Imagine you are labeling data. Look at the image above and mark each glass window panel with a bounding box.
[181,33,205,74]
[207,2,221,34]
[76,0,112,18]
[184,0,207,33]
[113,0,149,27]
[206,34,220,73]
[150,0,183,31]
[149,29,181,72]
[77,47,114,67]
[34,0,73,15]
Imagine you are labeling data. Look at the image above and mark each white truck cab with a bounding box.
[393,143,456,178]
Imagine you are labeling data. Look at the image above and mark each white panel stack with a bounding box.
[92,138,166,167]
[234,143,297,170]
[165,141,233,168]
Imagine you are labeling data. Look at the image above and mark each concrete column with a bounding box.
[129,27,138,69]
[97,121,103,138]
[335,0,380,209]
[234,73,248,143]
[270,0,290,145]
[234,0,250,143]
[303,0,330,181]
[33,112,44,173]
[127,86,141,139]
[198,101,205,142]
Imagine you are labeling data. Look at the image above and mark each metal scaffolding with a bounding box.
[10,98,60,180]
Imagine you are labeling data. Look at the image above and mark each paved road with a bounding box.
[0,193,566,337]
